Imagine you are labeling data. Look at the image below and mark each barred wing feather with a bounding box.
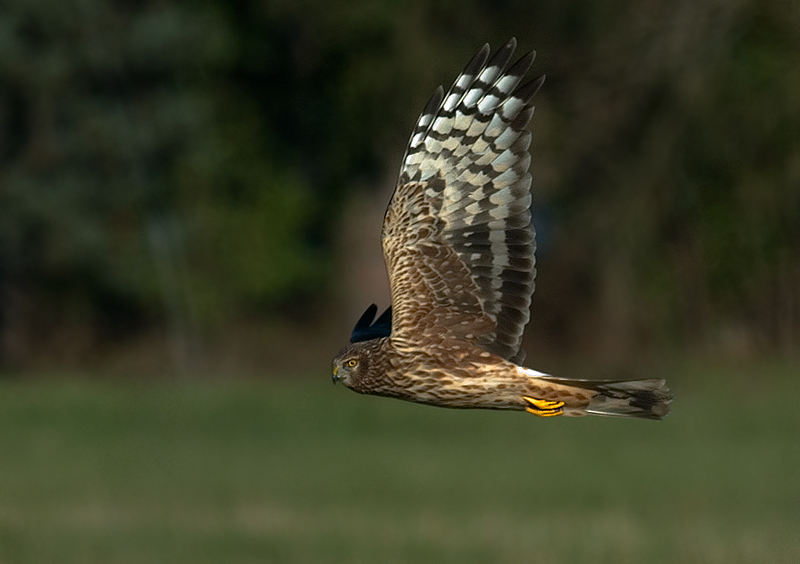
[382,39,544,362]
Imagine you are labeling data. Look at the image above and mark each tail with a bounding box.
[537,375,674,420]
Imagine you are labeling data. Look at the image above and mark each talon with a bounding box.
[523,396,564,417]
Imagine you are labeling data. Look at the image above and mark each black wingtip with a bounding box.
[515,73,546,101]
[350,305,392,343]
[352,303,377,330]
[425,85,445,113]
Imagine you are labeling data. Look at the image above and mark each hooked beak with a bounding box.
[332,364,339,384]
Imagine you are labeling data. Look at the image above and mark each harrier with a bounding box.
[332,39,672,419]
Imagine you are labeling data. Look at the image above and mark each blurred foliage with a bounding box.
[0,0,797,367]
[533,0,800,357]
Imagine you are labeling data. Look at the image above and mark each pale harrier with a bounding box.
[333,39,672,419]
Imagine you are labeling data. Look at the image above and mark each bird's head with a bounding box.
[332,344,369,388]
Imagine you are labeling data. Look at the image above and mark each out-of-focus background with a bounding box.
[1,1,798,563]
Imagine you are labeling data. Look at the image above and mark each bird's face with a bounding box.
[332,350,364,388]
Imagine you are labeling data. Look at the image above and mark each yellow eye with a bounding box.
[347,359,358,368]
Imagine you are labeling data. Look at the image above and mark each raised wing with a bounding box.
[382,39,544,362]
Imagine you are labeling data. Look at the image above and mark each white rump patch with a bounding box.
[517,366,550,379]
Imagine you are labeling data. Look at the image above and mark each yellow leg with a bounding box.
[522,396,565,417]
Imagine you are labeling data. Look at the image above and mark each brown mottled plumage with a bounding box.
[333,39,673,419]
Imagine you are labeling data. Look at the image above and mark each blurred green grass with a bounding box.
[1,361,798,564]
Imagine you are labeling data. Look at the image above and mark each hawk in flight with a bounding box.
[333,39,672,419]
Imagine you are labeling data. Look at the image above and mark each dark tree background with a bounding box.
[0,0,797,373]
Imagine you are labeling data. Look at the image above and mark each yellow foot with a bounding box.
[522,396,565,417]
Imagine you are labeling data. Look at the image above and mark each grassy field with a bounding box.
[0,360,798,563]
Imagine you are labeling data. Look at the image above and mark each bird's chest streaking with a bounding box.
[371,339,531,410]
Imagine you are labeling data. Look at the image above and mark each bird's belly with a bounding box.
[381,362,528,410]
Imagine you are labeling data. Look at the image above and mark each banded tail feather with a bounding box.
[519,368,674,419]
[582,378,673,420]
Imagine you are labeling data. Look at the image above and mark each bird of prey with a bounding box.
[332,39,672,419]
